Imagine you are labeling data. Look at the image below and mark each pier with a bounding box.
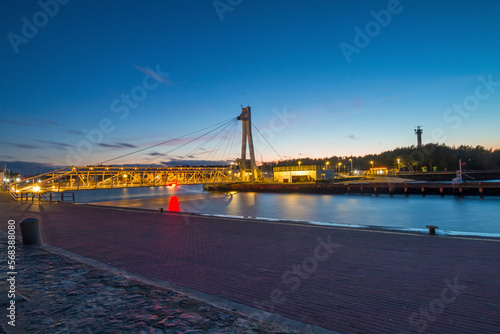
[204,181,500,197]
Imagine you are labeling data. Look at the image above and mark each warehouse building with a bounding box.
[273,165,335,183]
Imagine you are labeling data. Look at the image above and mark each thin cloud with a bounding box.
[0,118,34,127]
[39,140,71,149]
[346,134,359,140]
[134,65,173,86]
[97,142,138,149]
[66,129,84,135]
[0,141,40,149]
[16,143,39,149]
[117,142,136,148]
[29,117,60,127]
[0,117,59,128]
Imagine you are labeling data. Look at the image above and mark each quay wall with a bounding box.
[204,182,500,197]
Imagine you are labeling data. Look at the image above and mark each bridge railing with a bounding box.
[9,165,238,194]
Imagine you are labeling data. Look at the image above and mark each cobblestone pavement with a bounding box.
[0,233,302,333]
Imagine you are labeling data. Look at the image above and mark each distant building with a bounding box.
[1,170,20,190]
[366,167,388,175]
[273,165,335,183]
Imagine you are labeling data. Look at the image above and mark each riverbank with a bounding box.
[1,193,500,333]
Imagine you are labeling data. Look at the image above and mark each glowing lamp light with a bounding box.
[16,178,21,182]
[33,185,40,192]
[166,183,177,188]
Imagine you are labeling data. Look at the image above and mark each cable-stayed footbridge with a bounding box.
[8,106,269,200]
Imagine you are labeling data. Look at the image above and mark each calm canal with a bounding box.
[73,184,500,237]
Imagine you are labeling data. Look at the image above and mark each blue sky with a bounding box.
[1,0,499,168]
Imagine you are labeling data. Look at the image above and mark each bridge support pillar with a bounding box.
[237,106,259,182]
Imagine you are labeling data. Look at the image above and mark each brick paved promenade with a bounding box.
[1,194,499,333]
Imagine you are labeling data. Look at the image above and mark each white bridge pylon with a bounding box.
[9,165,235,194]
[236,106,260,182]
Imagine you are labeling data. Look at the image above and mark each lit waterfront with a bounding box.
[76,185,500,236]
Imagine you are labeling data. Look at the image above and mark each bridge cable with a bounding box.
[142,118,236,165]
[204,120,238,163]
[168,121,233,165]
[97,117,236,165]
[220,120,239,162]
[252,124,285,162]
[169,119,237,165]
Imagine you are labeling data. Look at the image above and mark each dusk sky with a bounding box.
[1,0,500,170]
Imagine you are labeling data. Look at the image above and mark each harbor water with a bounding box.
[73,184,500,237]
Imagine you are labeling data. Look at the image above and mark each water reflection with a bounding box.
[76,185,500,234]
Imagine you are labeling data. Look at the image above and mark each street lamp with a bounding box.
[370,161,374,174]
[325,161,330,170]
[298,161,301,170]
[349,158,353,175]
[397,158,400,173]
[338,162,342,173]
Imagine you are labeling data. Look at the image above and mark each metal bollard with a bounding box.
[20,218,43,246]
[425,225,438,235]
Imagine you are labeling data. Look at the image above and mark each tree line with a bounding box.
[261,144,500,173]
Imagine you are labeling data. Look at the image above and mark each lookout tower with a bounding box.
[415,126,423,148]
[237,106,258,182]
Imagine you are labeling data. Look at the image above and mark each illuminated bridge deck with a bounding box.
[7,165,237,201]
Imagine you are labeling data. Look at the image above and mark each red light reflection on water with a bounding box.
[168,196,180,212]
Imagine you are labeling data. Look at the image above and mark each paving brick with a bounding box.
[1,195,499,333]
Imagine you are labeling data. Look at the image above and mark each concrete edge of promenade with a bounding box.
[77,201,500,241]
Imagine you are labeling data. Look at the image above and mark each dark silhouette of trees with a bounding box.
[262,144,500,172]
